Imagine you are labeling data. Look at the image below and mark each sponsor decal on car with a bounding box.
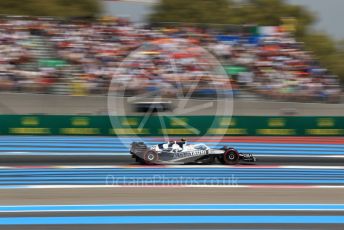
[173,150,208,159]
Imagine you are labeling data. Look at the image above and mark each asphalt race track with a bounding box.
[1,165,344,188]
[0,136,343,165]
[0,136,343,229]
[1,202,344,229]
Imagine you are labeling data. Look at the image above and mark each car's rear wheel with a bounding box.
[144,150,158,164]
[222,149,239,165]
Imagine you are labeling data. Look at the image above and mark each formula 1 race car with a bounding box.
[130,140,256,165]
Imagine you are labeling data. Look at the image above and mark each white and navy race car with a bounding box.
[130,140,256,165]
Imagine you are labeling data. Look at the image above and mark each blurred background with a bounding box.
[0,0,342,117]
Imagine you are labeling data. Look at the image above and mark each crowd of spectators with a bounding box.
[211,28,342,103]
[0,16,341,102]
[111,37,232,98]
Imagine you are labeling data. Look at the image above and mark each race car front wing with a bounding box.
[239,153,256,162]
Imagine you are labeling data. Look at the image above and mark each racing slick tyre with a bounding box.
[222,149,240,165]
[143,150,158,165]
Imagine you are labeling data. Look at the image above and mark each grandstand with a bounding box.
[0,16,341,103]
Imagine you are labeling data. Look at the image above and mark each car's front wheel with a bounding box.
[221,149,240,165]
